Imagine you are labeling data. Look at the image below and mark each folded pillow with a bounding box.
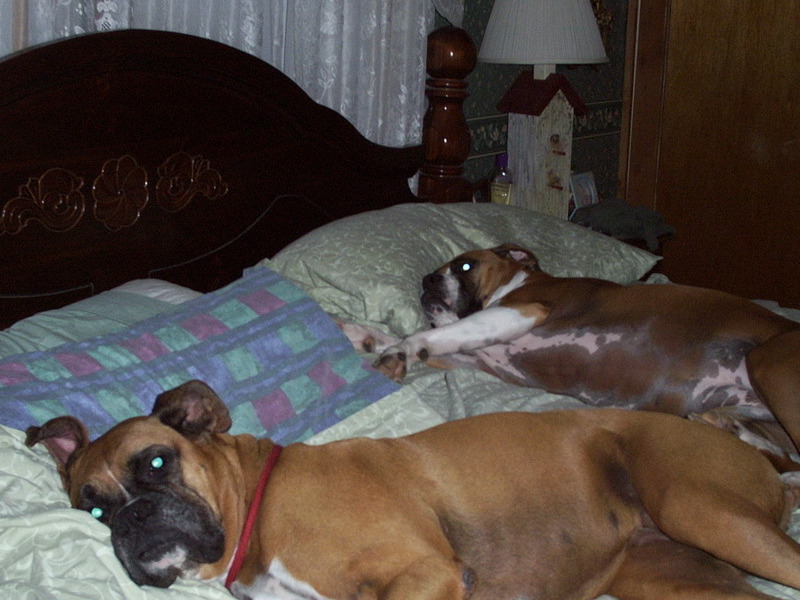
[266,203,659,336]
[0,266,398,443]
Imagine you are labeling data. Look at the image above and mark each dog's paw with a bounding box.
[339,321,399,354]
[689,409,743,436]
[373,350,408,383]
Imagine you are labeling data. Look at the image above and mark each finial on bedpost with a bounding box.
[418,26,477,204]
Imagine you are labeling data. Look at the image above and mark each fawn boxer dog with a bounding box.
[25,380,800,600]
[344,244,800,465]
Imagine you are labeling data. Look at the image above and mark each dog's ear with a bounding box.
[492,243,541,271]
[25,416,90,486]
[152,380,232,439]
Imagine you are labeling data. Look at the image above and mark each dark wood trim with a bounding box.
[417,26,477,204]
[619,0,671,210]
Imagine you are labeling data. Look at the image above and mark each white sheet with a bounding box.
[3,276,800,599]
[4,369,800,600]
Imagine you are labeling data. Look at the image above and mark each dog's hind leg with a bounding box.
[747,329,800,455]
[626,422,800,593]
[608,531,786,600]
[644,475,800,593]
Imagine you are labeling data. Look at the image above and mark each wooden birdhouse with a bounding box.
[498,72,588,219]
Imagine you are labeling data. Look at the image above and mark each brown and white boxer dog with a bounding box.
[24,380,800,600]
[346,244,800,465]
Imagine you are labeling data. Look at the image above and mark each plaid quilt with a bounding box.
[0,266,398,442]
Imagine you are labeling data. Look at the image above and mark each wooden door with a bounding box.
[621,0,800,307]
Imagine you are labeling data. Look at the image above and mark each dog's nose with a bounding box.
[116,497,157,533]
[422,273,442,291]
[113,496,159,539]
[130,497,156,522]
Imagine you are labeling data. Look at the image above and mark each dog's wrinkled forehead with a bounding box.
[66,418,185,501]
[438,250,489,277]
[446,252,482,275]
[442,244,540,276]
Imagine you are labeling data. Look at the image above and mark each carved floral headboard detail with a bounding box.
[0,29,423,328]
[1,168,85,234]
[1,151,227,234]
[156,152,229,213]
[93,155,147,231]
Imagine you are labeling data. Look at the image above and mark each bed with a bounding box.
[2,30,800,600]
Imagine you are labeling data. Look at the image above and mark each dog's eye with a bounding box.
[79,485,114,525]
[130,445,178,486]
[457,261,473,273]
[87,503,112,524]
[145,455,168,480]
[132,445,176,482]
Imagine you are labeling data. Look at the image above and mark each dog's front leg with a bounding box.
[374,304,546,382]
[381,555,475,600]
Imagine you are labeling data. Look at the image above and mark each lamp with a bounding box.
[479,0,607,218]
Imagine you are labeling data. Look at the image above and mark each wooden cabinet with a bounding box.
[620,0,800,307]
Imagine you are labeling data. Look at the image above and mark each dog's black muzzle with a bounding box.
[421,273,452,327]
[421,270,482,325]
[111,490,225,588]
[422,272,443,292]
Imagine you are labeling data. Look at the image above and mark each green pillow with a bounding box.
[266,203,658,336]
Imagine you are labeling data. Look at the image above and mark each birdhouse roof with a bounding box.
[497,71,588,117]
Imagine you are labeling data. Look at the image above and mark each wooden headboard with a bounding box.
[0,30,425,328]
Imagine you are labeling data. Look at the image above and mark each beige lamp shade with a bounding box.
[478,0,608,65]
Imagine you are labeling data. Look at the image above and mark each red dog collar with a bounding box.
[225,443,283,590]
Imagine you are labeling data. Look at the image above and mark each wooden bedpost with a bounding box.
[418,26,477,204]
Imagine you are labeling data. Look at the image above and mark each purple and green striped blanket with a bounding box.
[0,266,399,442]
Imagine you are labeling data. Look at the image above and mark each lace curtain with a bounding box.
[1,0,464,148]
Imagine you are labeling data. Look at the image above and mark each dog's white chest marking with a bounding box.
[231,558,332,600]
[485,270,529,307]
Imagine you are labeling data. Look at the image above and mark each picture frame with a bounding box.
[569,171,599,217]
